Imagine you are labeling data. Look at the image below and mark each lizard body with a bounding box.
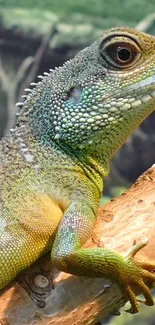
[1,27,155,313]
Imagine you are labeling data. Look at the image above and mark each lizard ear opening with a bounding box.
[67,87,82,103]
[99,34,141,69]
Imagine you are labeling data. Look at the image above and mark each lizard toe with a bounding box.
[124,284,139,313]
[124,278,154,313]
[123,263,155,313]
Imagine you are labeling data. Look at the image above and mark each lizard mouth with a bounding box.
[99,75,155,113]
[120,75,155,108]
[110,74,155,110]
[125,74,155,94]
[99,72,155,107]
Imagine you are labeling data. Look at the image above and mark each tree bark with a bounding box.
[0,165,155,325]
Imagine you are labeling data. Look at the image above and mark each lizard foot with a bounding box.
[121,237,155,313]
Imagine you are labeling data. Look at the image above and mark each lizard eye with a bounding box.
[100,35,141,69]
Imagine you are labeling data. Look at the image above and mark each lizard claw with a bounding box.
[121,238,155,313]
[124,279,154,313]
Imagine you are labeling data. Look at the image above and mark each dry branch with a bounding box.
[0,165,155,325]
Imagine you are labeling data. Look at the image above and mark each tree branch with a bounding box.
[0,165,155,325]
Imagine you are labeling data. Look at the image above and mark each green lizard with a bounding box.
[0,27,155,314]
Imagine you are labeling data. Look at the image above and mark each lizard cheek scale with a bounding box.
[0,27,155,314]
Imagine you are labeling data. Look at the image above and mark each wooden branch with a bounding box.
[0,165,155,325]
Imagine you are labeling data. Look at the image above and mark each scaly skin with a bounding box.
[0,27,155,313]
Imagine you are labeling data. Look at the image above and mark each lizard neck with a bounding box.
[9,125,105,197]
[52,140,108,195]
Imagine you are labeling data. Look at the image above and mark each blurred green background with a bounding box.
[2,0,155,26]
[0,1,155,324]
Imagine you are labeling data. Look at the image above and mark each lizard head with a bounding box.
[19,27,155,162]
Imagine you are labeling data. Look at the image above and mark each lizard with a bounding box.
[0,26,155,314]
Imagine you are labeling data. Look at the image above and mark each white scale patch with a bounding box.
[16,132,35,163]
[0,217,7,231]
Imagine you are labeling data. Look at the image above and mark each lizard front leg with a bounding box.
[51,201,155,313]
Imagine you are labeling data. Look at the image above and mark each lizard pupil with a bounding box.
[117,47,131,62]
